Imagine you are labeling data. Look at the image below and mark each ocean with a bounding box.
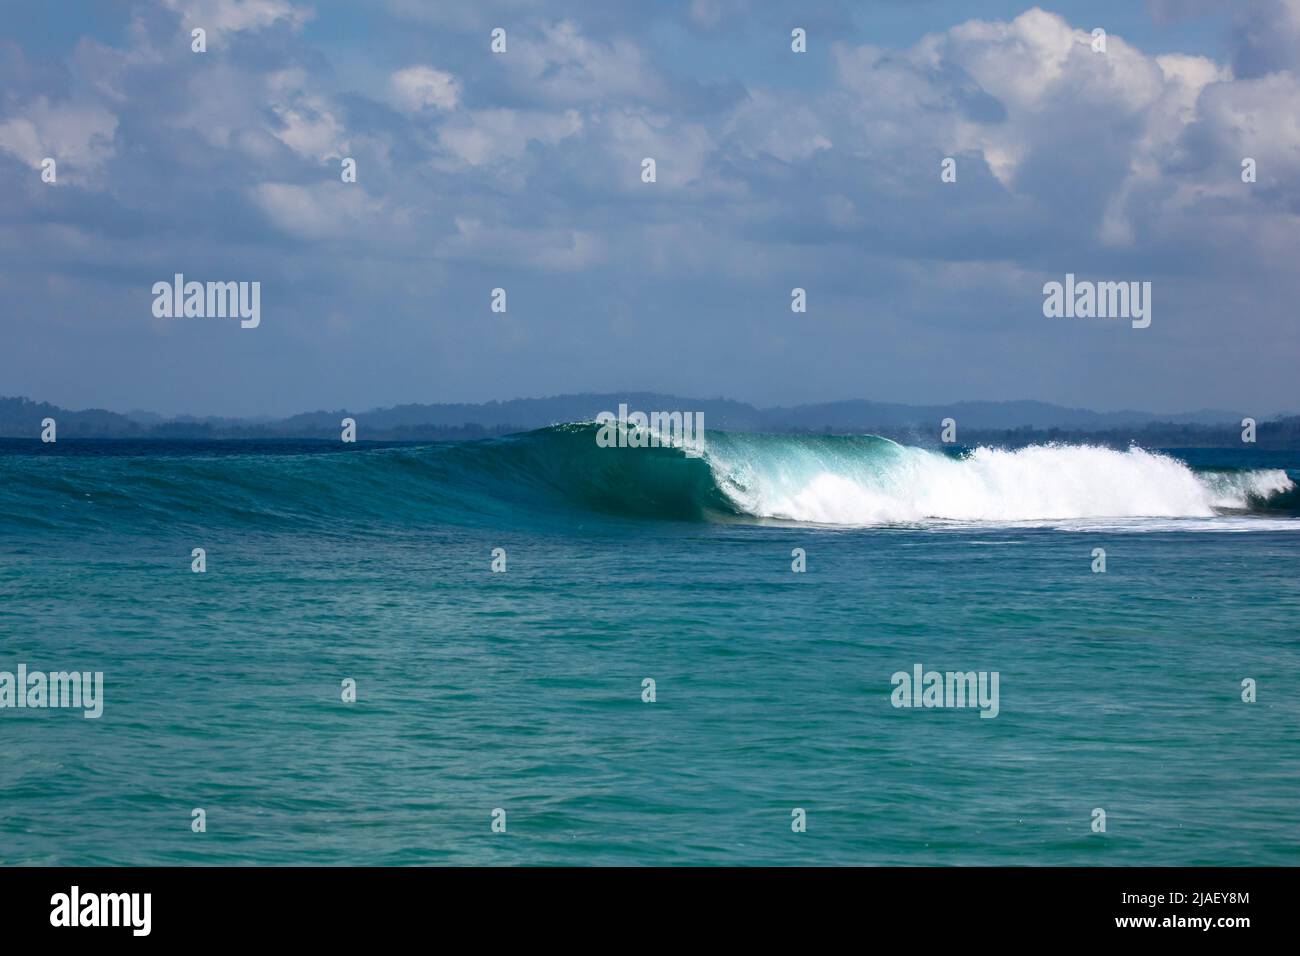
[1,426,1298,865]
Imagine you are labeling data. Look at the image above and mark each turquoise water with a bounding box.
[1,428,1298,865]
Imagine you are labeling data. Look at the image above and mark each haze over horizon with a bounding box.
[3,0,1299,417]
[5,389,1293,429]
[49,393,1300,423]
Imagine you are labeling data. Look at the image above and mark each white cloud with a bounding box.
[831,9,1180,191]
[271,100,347,161]
[438,108,582,166]
[266,71,350,161]
[389,66,460,112]
[725,91,832,163]
[827,8,1238,206]
[599,109,719,191]
[501,20,669,105]
[1196,70,1300,158]
[251,182,392,240]
[444,217,604,271]
[0,97,118,180]
[160,0,312,35]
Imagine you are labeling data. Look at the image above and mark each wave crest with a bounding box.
[704,438,1295,525]
[3,424,1294,532]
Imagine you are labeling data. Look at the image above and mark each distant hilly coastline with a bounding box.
[3,394,1298,448]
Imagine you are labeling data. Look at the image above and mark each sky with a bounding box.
[0,0,1297,418]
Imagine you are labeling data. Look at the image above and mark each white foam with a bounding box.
[711,442,1295,528]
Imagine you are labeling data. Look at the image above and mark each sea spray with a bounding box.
[706,439,1296,525]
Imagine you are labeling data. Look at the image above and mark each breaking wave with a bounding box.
[3,423,1295,532]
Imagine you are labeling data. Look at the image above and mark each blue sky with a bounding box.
[1,0,1297,417]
